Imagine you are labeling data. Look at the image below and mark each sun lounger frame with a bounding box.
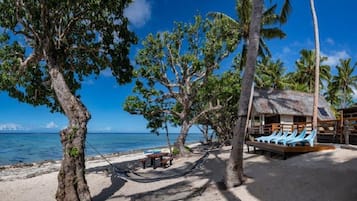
[246,141,335,159]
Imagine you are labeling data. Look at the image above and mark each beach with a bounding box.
[1,144,357,201]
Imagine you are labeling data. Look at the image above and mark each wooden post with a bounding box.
[343,120,350,145]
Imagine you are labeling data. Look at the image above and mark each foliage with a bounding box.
[209,0,291,70]
[0,1,136,200]
[255,57,289,89]
[329,58,357,108]
[288,49,330,93]
[324,81,341,108]
[68,147,80,158]
[0,0,136,111]
[124,15,238,155]
[172,147,180,156]
[195,69,241,143]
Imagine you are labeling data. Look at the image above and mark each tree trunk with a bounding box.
[225,0,263,188]
[198,124,210,144]
[164,120,172,155]
[310,0,320,132]
[176,120,191,157]
[48,65,91,201]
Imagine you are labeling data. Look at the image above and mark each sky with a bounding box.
[1,0,357,133]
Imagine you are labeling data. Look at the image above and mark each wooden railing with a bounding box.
[249,118,357,144]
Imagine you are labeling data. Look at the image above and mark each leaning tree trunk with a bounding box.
[225,0,263,188]
[310,0,320,132]
[176,120,191,157]
[164,120,172,155]
[48,62,91,201]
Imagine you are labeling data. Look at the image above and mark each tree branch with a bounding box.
[166,44,180,82]
[60,10,87,40]
[15,0,41,42]
[18,52,41,70]
[191,103,223,125]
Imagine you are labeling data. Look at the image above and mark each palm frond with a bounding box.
[207,12,240,29]
[261,28,286,39]
[279,0,292,24]
[259,38,271,57]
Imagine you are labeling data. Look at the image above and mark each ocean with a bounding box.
[0,132,203,166]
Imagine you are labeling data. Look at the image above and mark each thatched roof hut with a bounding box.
[252,88,335,121]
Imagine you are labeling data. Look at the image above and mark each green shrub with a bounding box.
[172,147,180,155]
[184,145,192,152]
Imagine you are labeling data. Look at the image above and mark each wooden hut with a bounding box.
[249,88,335,134]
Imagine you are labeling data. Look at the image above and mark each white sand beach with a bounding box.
[1,144,357,201]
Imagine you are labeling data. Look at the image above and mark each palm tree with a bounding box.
[310,0,320,132]
[209,0,291,70]
[225,0,264,188]
[331,58,357,108]
[324,81,340,108]
[291,49,330,93]
[225,0,291,188]
[255,57,289,89]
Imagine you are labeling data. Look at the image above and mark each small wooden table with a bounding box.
[146,152,169,169]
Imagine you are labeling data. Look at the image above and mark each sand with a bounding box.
[1,144,357,201]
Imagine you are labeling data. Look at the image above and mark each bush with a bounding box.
[172,147,180,155]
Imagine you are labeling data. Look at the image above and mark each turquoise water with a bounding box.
[0,132,202,166]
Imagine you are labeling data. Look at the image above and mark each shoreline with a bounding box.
[1,144,357,201]
[0,141,201,168]
[0,142,201,181]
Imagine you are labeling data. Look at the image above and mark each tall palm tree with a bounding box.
[310,0,320,132]
[255,57,289,89]
[331,58,357,108]
[292,49,330,93]
[209,0,291,70]
[225,0,264,188]
[224,0,291,188]
[324,81,340,108]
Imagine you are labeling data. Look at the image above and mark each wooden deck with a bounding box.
[246,141,335,159]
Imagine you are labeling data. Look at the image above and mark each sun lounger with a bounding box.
[262,130,283,143]
[287,130,317,147]
[277,129,298,145]
[283,129,307,145]
[255,130,277,142]
[271,131,290,144]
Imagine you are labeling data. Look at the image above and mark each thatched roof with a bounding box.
[252,88,335,120]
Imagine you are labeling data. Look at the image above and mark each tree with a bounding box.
[225,0,264,188]
[196,70,242,143]
[124,16,238,156]
[209,0,291,70]
[255,57,288,89]
[331,58,357,108]
[310,0,320,131]
[0,1,136,200]
[324,81,340,108]
[290,49,330,93]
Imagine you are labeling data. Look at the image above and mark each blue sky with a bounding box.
[1,0,357,133]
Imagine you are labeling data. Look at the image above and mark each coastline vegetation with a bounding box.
[1,0,356,200]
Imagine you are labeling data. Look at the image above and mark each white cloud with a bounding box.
[321,50,350,67]
[124,0,151,28]
[0,123,24,131]
[325,38,335,46]
[45,121,58,129]
[282,47,291,54]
